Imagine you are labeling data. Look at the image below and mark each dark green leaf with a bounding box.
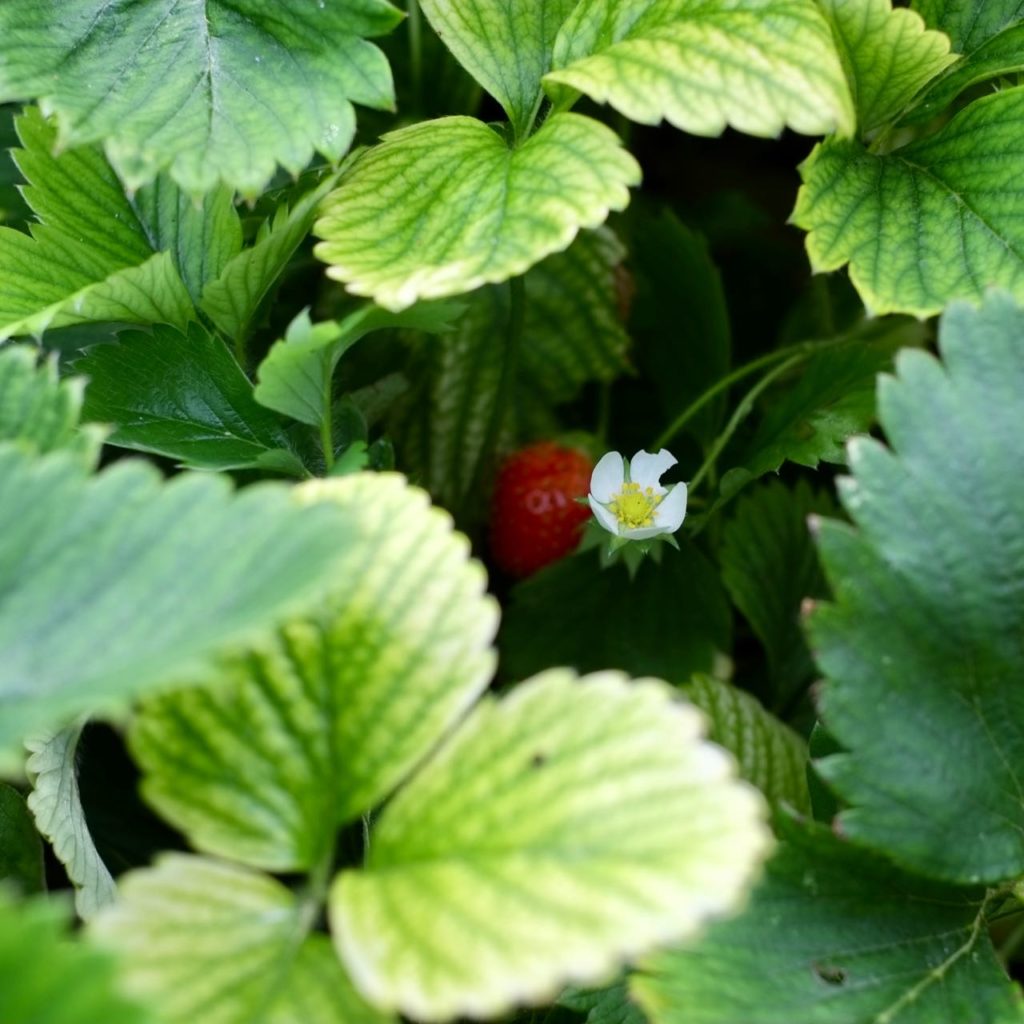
[811,292,1024,883]
[629,210,730,448]
[79,324,303,475]
[500,541,731,684]
[0,1,403,196]
[720,480,833,708]
[633,818,1023,1024]
[0,784,44,894]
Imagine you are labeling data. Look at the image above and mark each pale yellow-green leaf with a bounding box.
[90,855,393,1024]
[314,114,640,310]
[820,0,955,136]
[544,0,854,138]
[332,669,772,1022]
[130,473,498,871]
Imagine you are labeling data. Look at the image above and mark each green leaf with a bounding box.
[314,114,640,310]
[0,1,403,196]
[201,174,339,342]
[0,446,353,770]
[819,0,955,136]
[130,473,498,871]
[810,292,1024,884]
[419,0,577,139]
[719,480,833,707]
[132,180,242,305]
[913,0,1022,50]
[500,543,731,685]
[255,302,464,427]
[683,675,810,814]
[727,318,927,488]
[632,818,1024,1024]
[332,669,772,1020]
[390,229,630,514]
[91,855,392,1024]
[25,725,115,919]
[544,0,854,138]
[0,784,44,894]
[0,344,96,460]
[0,892,152,1024]
[78,324,303,475]
[561,983,648,1024]
[0,108,193,339]
[628,210,730,449]
[793,87,1024,317]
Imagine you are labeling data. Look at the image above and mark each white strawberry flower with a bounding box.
[588,448,688,539]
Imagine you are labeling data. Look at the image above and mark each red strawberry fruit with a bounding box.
[489,441,594,578]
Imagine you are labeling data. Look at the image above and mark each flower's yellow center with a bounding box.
[609,482,662,529]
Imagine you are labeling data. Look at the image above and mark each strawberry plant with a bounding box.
[1,1,1024,1022]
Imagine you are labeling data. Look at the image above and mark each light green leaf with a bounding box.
[0,446,352,770]
[79,324,303,475]
[332,669,772,1021]
[793,87,1024,317]
[632,818,1024,1024]
[419,0,577,139]
[25,725,114,919]
[0,1,403,196]
[130,473,498,871]
[201,175,339,342]
[810,292,1024,883]
[500,543,732,685]
[91,855,392,1024]
[819,0,955,136]
[132,180,242,305]
[0,784,44,894]
[0,344,96,460]
[0,108,194,339]
[544,0,854,138]
[255,302,464,427]
[390,229,630,514]
[0,892,152,1024]
[719,480,833,707]
[314,114,640,310]
[683,675,810,814]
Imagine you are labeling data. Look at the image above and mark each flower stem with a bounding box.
[654,335,852,451]
[688,353,805,493]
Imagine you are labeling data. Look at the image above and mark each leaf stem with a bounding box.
[471,274,526,504]
[320,371,335,473]
[407,0,423,104]
[654,335,851,451]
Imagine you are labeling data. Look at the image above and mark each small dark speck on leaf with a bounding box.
[814,963,847,986]
[531,752,547,769]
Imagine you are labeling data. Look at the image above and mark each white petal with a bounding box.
[620,524,667,540]
[588,496,620,536]
[590,451,625,503]
[653,483,688,533]
[629,449,677,491]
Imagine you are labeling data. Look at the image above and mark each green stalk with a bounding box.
[654,335,852,451]
[407,0,423,105]
[688,353,805,493]
[472,275,526,501]
[320,372,335,473]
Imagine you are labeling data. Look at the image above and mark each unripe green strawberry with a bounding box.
[489,441,593,578]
